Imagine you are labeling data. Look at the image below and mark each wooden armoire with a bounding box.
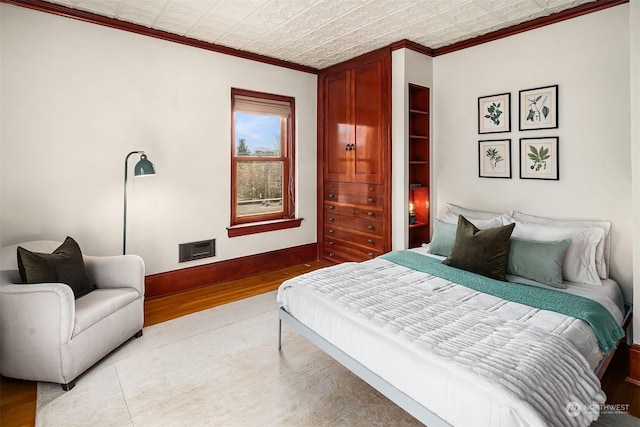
[317,48,391,263]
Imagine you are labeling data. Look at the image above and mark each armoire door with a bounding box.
[351,60,385,184]
[323,70,351,183]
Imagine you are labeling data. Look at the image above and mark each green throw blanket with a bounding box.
[380,250,624,354]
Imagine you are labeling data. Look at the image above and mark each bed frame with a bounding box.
[278,306,452,427]
[595,302,633,379]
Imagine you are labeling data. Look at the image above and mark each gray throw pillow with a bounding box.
[443,216,515,281]
[17,236,95,299]
[507,238,571,288]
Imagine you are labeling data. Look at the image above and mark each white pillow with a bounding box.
[437,203,505,229]
[511,211,611,279]
[505,217,604,285]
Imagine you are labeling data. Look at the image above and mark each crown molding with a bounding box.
[0,0,319,74]
[390,39,435,57]
[433,0,628,56]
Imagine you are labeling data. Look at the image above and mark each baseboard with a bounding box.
[145,243,317,300]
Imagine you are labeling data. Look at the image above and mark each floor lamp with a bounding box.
[124,151,156,255]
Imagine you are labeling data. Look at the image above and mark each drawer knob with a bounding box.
[329,252,334,257]
[368,252,374,258]
[369,187,374,191]
[367,198,374,204]
[328,193,335,199]
[329,217,334,222]
[329,241,334,245]
[368,225,374,231]
[367,211,374,216]
[368,238,374,244]
[329,229,334,234]
[329,205,334,209]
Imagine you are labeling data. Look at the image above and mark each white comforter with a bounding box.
[277,252,621,427]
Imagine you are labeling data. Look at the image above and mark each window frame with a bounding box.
[227,88,301,237]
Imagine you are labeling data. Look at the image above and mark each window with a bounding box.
[228,88,300,237]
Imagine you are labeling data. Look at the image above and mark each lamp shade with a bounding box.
[134,154,155,176]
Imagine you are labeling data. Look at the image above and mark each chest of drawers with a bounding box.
[322,181,388,262]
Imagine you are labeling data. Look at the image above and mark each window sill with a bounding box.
[227,217,303,237]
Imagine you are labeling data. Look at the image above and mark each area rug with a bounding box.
[36,291,640,426]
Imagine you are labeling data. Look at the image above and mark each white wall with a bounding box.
[0,5,3,252]
[630,0,640,342]
[391,48,433,250]
[0,5,317,275]
[433,5,632,299]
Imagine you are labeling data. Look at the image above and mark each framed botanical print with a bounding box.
[520,137,559,180]
[478,92,510,134]
[479,139,511,178]
[519,85,558,130]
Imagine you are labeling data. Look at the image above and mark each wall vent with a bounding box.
[179,239,215,263]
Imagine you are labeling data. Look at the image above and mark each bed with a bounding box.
[276,206,628,427]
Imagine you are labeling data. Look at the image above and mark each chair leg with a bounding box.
[58,330,142,391]
[61,380,76,391]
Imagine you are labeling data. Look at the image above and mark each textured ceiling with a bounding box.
[43,0,595,69]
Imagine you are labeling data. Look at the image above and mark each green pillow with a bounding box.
[507,238,571,288]
[17,237,95,299]
[427,219,457,257]
[443,216,515,281]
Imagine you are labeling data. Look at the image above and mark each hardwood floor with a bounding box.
[600,343,640,417]
[0,378,36,427]
[1,259,639,426]
[144,261,326,327]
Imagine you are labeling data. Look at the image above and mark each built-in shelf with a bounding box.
[408,83,430,249]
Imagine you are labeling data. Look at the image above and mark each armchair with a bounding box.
[0,241,145,390]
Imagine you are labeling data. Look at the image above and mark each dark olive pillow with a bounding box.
[443,216,516,281]
[17,237,95,299]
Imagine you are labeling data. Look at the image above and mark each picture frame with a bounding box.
[478,139,511,178]
[519,85,558,130]
[519,137,559,180]
[478,92,510,134]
